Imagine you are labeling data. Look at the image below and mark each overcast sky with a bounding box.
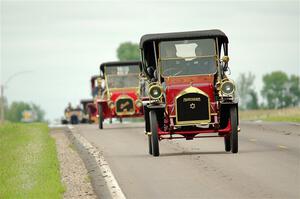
[1,0,299,121]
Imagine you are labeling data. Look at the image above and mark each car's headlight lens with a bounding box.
[221,81,235,95]
[149,84,163,99]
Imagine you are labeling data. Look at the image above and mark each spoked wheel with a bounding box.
[224,135,231,152]
[230,106,238,153]
[98,104,103,129]
[148,134,152,155]
[149,111,159,156]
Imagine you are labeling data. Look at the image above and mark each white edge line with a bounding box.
[67,125,126,199]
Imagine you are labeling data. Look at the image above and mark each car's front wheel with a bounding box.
[98,104,103,129]
[230,106,238,153]
[148,133,152,155]
[224,135,231,152]
[149,111,159,156]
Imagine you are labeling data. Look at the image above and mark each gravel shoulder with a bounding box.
[50,127,97,199]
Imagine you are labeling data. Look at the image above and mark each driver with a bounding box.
[160,44,182,76]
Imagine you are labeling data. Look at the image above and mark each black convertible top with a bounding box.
[140,29,228,48]
[80,99,93,104]
[99,61,141,73]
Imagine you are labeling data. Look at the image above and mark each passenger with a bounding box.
[193,45,216,74]
[65,102,73,112]
[164,44,177,58]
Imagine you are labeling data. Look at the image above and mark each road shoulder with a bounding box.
[50,127,97,199]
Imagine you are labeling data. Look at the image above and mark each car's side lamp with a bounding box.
[221,56,230,63]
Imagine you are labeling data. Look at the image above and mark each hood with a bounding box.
[164,75,215,115]
[109,88,139,101]
[165,83,215,104]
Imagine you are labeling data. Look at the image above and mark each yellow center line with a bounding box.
[278,145,288,149]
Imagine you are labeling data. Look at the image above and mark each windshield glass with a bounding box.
[159,39,217,77]
[106,65,140,89]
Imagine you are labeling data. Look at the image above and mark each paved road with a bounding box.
[74,121,300,199]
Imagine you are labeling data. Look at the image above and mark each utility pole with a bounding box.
[0,70,33,124]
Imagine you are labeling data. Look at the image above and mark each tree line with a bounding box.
[237,71,300,110]
[2,98,45,122]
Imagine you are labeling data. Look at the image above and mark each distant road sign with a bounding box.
[21,110,37,122]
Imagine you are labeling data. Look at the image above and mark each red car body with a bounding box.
[140,29,239,156]
[86,75,102,123]
[97,61,144,129]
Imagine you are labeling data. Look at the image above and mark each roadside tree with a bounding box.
[117,42,140,61]
[237,72,259,110]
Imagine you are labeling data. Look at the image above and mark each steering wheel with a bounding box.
[163,68,183,76]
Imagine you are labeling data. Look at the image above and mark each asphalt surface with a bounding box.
[74,121,300,199]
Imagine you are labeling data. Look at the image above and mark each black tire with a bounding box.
[98,104,103,129]
[119,117,123,123]
[87,109,92,124]
[109,118,112,124]
[224,135,231,152]
[148,134,152,155]
[230,106,238,153]
[149,111,159,156]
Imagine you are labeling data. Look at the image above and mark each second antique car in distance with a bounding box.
[140,29,239,156]
[86,75,103,124]
[97,61,144,129]
[80,99,94,123]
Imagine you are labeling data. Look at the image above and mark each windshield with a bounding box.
[106,65,140,89]
[159,39,217,77]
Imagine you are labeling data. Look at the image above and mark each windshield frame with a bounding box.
[104,65,140,91]
[157,38,218,78]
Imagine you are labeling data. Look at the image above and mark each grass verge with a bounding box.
[0,123,65,198]
[239,107,300,123]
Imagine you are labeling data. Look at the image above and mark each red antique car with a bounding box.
[80,99,94,123]
[85,75,103,124]
[97,61,144,129]
[140,29,239,156]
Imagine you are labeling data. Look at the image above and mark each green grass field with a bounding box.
[0,123,64,198]
[239,107,300,123]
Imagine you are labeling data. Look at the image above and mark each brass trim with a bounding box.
[135,99,143,108]
[145,132,152,135]
[109,87,139,92]
[115,95,135,116]
[220,78,235,95]
[175,86,211,125]
[104,65,141,99]
[173,122,214,127]
[157,39,218,78]
[148,83,163,100]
